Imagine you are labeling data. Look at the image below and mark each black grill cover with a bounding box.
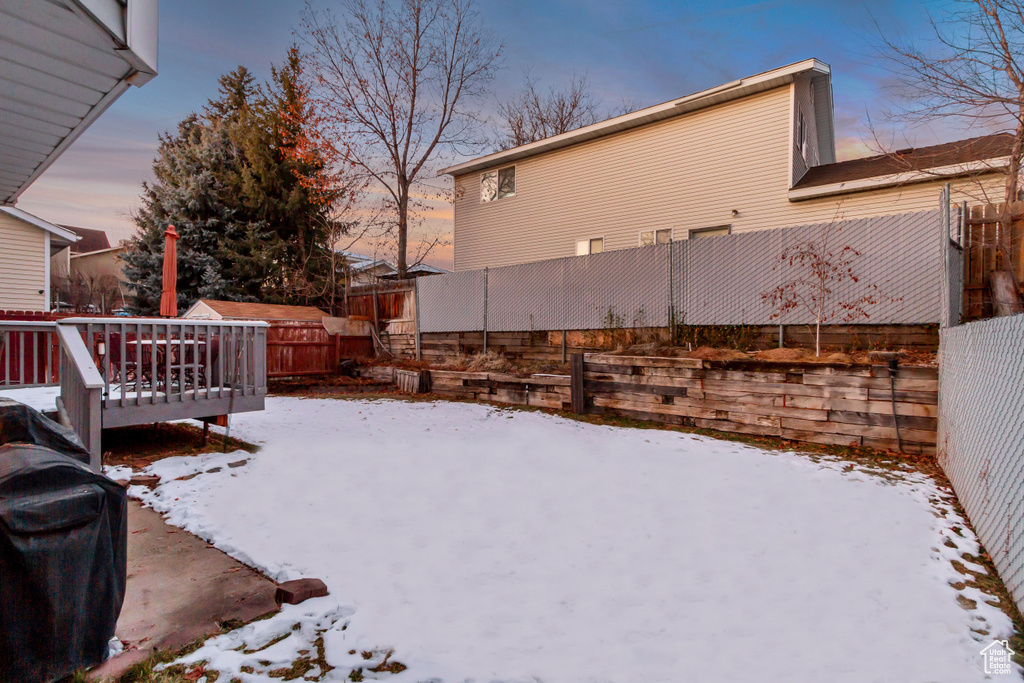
[0,402,127,683]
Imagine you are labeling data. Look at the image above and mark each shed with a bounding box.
[181,300,328,323]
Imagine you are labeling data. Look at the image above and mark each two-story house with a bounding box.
[443,58,1007,271]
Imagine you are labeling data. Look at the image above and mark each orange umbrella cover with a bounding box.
[159,224,180,317]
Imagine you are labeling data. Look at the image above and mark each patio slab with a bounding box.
[89,500,279,680]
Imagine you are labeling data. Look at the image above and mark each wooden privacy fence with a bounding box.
[345,280,414,322]
[266,321,373,378]
[0,321,59,387]
[963,203,1024,320]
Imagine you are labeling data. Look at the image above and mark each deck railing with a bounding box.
[55,324,104,469]
[0,321,59,387]
[61,318,268,429]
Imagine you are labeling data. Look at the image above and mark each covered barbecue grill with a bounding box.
[0,399,127,683]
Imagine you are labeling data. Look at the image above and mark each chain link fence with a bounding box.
[938,313,1024,614]
[420,207,951,334]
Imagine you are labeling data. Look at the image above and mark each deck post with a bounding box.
[570,353,585,414]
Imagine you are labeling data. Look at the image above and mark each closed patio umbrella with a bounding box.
[159,225,179,317]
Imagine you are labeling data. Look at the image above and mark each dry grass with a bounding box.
[102,422,257,468]
[609,342,937,366]
[436,351,517,373]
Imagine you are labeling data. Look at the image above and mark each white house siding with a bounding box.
[0,211,46,311]
[453,83,992,272]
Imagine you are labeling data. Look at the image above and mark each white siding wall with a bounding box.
[0,212,46,311]
[453,84,990,271]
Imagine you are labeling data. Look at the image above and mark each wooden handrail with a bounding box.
[55,325,104,388]
[61,317,270,328]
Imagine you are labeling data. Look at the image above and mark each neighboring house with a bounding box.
[0,207,79,311]
[442,58,1006,271]
[48,226,129,312]
[182,300,328,323]
[0,0,158,309]
[337,251,449,285]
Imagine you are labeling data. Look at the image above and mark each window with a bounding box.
[576,237,604,256]
[688,225,731,239]
[640,228,672,247]
[481,166,516,202]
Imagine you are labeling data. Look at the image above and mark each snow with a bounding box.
[129,397,1016,682]
[0,385,59,412]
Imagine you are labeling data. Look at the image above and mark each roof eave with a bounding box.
[440,58,831,177]
[0,206,81,245]
[788,157,1008,201]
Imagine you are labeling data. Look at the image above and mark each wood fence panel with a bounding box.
[963,203,1024,320]
[266,322,336,378]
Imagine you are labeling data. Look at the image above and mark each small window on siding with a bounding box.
[640,228,672,246]
[689,225,731,239]
[576,237,604,256]
[481,166,516,202]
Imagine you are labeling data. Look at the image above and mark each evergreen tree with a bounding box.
[123,51,356,314]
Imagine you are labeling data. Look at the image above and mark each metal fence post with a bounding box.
[483,267,489,353]
[414,278,422,361]
[668,240,675,343]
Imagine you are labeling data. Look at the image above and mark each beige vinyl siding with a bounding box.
[453,83,995,271]
[791,75,820,184]
[0,211,46,311]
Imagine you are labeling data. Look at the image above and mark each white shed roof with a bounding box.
[0,0,158,204]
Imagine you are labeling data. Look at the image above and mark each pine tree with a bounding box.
[123,51,358,314]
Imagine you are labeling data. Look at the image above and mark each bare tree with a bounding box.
[301,0,501,278]
[496,70,641,150]
[877,0,1024,207]
[497,71,601,149]
[761,212,890,357]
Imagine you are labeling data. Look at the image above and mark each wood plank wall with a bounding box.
[426,354,938,454]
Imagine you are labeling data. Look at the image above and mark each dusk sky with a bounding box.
[17,0,977,269]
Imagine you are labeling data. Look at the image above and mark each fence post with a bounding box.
[414,279,422,361]
[483,267,489,353]
[570,353,585,414]
[940,183,952,328]
[668,240,675,343]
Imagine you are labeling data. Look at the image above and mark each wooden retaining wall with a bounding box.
[426,354,938,454]
[428,370,572,410]
[388,325,939,363]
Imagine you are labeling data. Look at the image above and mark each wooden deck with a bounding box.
[2,318,268,470]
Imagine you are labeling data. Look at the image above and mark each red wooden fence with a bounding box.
[345,280,414,321]
[265,321,373,378]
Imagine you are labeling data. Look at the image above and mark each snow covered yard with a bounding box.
[123,397,1014,682]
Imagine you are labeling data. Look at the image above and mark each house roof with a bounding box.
[61,225,111,253]
[440,58,835,176]
[188,300,328,322]
[793,133,1013,190]
[0,206,79,246]
[0,0,158,204]
[338,251,450,277]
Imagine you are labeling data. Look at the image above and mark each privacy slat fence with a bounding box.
[937,313,1024,614]
[417,210,951,343]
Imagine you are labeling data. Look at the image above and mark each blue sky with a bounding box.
[17,0,967,267]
